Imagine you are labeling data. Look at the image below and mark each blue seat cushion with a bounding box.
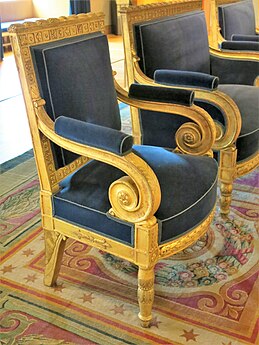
[218,84,259,162]
[53,146,218,246]
[218,0,256,40]
[133,146,218,243]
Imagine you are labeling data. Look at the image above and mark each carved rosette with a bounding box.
[109,175,145,222]
[108,152,161,224]
[175,122,204,155]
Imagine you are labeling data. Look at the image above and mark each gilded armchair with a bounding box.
[121,0,259,215]
[208,0,259,54]
[9,13,218,327]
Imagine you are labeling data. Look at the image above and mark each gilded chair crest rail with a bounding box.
[9,12,219,327]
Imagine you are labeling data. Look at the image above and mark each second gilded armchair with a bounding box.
[209,0,259,52]
[121,0,259,215]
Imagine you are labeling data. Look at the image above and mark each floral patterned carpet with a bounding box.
[0,119,258,344]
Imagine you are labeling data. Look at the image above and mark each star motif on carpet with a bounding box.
[80,292,95,303]
[180,329,199,342]
[22,249,35,257]
[110,304,126,315]
[24,274,38,283]
[53,283,65,292]
[1,264,16,274]
[149,316,162,328]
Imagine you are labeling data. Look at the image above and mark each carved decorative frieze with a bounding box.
[9,14,105,102]
[236,154,259,177]
[73,229,112,250]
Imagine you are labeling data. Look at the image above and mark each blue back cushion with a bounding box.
[31,32,121,167]
[133,11,211,78]
[218,0,256,39]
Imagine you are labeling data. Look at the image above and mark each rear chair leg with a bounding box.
[44,229,67,287]
[219,146,237,215]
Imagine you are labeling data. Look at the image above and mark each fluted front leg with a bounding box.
[220,181,234,215]
[137,267,155,328]
[44,230,67,287]
[219,146,237,215]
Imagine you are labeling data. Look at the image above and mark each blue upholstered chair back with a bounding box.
[218,0,256,40]
[31,32,121,167]
[133,11,210,78]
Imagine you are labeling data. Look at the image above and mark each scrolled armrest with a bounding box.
[154,70,219,91]
[54,116,133,156]
[128,83,194,106]
[232,34,259,42]
[221,40,259,52]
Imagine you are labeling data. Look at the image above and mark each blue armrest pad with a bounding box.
[232,34,259,42]
[128,83,194,106]
[154,70,219,91]
[222,40,259,52]
[55,117,133,156]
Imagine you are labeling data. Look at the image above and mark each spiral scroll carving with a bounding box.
[175,122,209,155]
[109,176,152,223]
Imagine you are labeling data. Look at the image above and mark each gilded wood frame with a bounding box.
[120,0,259,215]
[9,12,217,327]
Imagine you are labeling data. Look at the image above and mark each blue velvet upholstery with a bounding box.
[129,83,194,105]
[232,34,259,42]
[132,10,259,163]
[55,117,133,156]
[138,109,190,148]
[31,32,121,167]
[53,160,133,245]
[210,53,258,85]
[221,40,259,51]
[218,84,259,161]
[133,146,218,243]
[134,11,211,78]
[154,70,219,90]
[218,0,257,40]
[53,146,218,245]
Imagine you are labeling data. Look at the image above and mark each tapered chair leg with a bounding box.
[219,146,237,215]
[137,266,155,328]
[44,229,67,287]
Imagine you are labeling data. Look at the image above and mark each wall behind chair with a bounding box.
[32,0,69,18]
[33,0,112,32]
[0,0,34,22]
[91,0,112,31]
